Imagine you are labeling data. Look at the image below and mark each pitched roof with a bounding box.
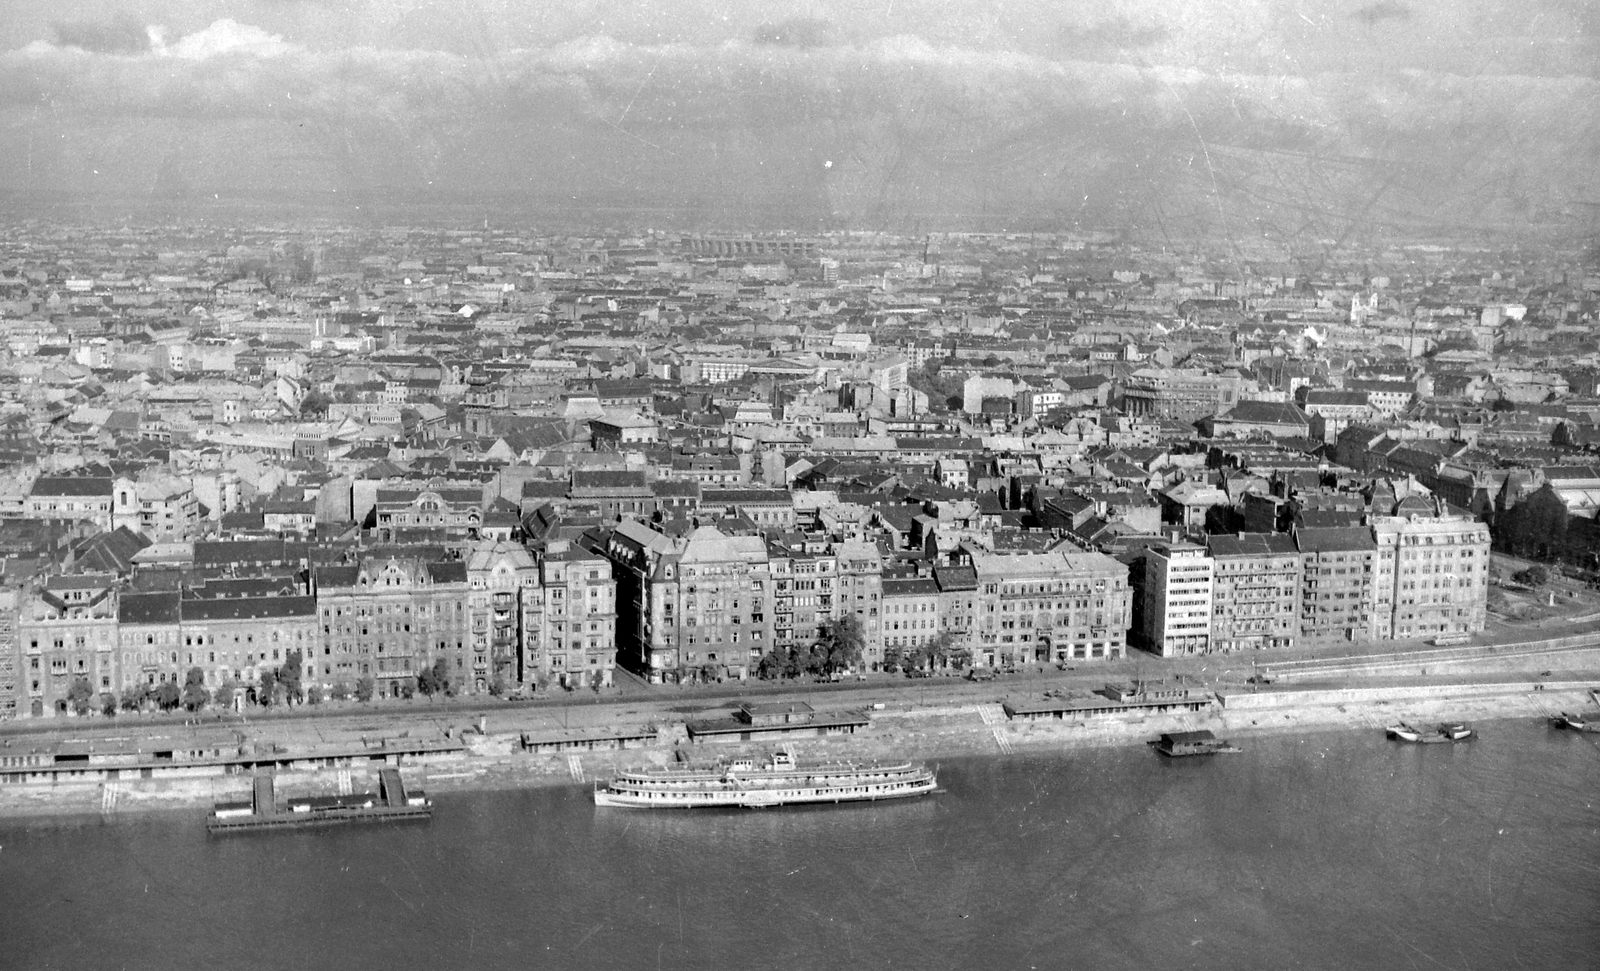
[30,476,112,498]
[181,595,317,621]
[1294,526,1377,553]
[1217,400,1309,425]
[119,591,182,625]
[1207,532,1298,558]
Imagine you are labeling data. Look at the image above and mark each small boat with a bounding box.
[1551,712,1600,734]
[1148,730,1241,757]
[1386,722,1474,744]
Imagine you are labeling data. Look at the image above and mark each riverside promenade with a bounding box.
[4,623,1598,822]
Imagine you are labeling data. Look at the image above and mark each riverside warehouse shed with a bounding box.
[685,701,871,744]
[0,733,465,784]
[1002,686,1217,721]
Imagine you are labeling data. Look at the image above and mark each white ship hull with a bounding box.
[594,757,938,809]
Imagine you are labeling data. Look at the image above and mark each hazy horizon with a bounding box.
[1,0,1596,243]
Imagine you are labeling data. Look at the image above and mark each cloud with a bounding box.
[154,19,297,59]
[1351,2,1412,25]
[39,18,297,62]
[50,13,152,55]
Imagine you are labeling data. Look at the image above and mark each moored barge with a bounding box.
[208,769,431,833]
[593,749,937,809]
[1149,730,1241,757]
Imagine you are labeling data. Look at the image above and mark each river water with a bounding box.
[3,720,1598,970]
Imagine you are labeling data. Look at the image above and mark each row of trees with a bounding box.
[66,651,515,717]
[883,631,972,674]
[751,618,979,681]
[61,651,411,717]
[755,616,869,680]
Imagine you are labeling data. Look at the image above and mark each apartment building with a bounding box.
[933,563,979,649]
[531,543,617,688]
[969,549,1132,668]
[314,557,471,698]
[1207,533,1301,651]
[0,590,15,719]
[1295,526,1378,644]
[835,541,885,670]
[174,596,319,703]
[371,488,483,538]
[465,540,541,688]
[26,477,114,530]
[600,521,771,683]
[1137,543,1216,656]
[768,542,836,659]
[882,577,941,655]
[1371,507,1490,641]
[18,575,118,717]
[112,475,203,543]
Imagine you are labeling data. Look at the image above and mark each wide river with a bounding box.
[3,719,1597,970]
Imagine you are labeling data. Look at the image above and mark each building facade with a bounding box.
[1371,508,1490,641]
[882,577,941,657]
[1137,543,1216,656]
[531,543,617,688]
[835,541,884,671]
[315,558,471,698]
[19,575,118,718]
[969,549,1132,668]
[465,540,541,689]
[1294,526,1378,644]
[1207,533,1301,651]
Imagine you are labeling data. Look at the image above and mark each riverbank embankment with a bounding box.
[2,672,1595,826]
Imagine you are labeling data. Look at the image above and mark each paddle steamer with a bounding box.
[593,749,937,809]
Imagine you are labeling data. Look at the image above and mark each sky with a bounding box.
[0,0,1595,241]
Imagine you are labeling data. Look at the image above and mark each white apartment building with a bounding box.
[1139,543,1215,656]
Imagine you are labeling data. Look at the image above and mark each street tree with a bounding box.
[784,642,825,678]
[756,650,785,680]
[123,685,151,712]
[278,650,304,704]
[67,677,95,715]
[928,631,965,670]
[355,676,375,703]
[816,615,867,675]
[257,669,280,707]
[212,680,239,711]
[1512,565,1551,587]
[153,681,181,711]
[99,692,117,718]
[181,667,209,712]
[418,659,451,697]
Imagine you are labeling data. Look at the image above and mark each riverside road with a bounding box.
[4,615,1598,756]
